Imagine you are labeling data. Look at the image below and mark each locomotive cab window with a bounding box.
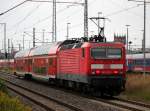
[107,48,122,58]
[91,48,106,59]
[91,48,122,59]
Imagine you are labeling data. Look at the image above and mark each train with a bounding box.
[0,59,14,70]
[0,37,126,96]
[127,53,150,72]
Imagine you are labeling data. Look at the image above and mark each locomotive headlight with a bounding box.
[113,70,119,74]
[95,70,101,75]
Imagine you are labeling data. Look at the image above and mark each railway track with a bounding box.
[1,71,150,111]
[91,97,150,111]
[0,74,84,111]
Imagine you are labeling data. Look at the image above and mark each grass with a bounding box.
[0,92,32,111]
[0,79,7,93]
[120,73,150,104]
[0,67,13,73]
[0,79,32,111]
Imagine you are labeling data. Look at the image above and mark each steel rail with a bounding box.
[0,75,84,111]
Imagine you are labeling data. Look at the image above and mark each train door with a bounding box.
[28,58,32,73]
[48,57,57,78]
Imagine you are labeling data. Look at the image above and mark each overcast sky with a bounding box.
[0,0,150,51]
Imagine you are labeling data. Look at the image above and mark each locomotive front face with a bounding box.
[90,47,124,75]
[88,44,126,94]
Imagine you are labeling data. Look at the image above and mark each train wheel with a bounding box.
[63,80,69,88]
[24,74,32,80]
[82,84,91,94]
[56,79,63,87]
[93,90,104,97]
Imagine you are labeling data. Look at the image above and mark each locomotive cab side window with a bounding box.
[82,48,85,57]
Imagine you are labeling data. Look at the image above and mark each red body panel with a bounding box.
[58,48,84,74]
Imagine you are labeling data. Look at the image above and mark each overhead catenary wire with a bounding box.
[1,0,95,40]
[58,5,142,33]
[23,6,70,30]
[6,8,68,40]
[0,0,26,21]
[105,5,141,17]
[108,0,145,18]
[1,0,149,49]
[27,0,84,5]
[38,3,144,39]
[56,1,142,31]
[8,4,41,31]
[6,6,71,39]
[7,1,144,39]
[0,0,28,16]
[20,0,96,31]
[0,0,83,16]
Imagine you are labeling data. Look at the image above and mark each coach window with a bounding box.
[82,48,85,57]
[29,59,32,65]
[147,59,150,66]
[25,60,28,65]
[49,58,53,66]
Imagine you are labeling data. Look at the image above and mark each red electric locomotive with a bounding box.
[14,36,126,96]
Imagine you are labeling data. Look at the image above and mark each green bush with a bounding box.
[0,92,32,111]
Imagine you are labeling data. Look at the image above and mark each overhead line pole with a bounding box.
[4,23,6,58]
[23,32,25,50]
[98,12,102,35]
[126,25,130,54]
[66,23,70,40]
[52,0,56,42]
[84,0,88,38]
[42,29,45,44]
[0,23,7,59]
[33,28,36,47]
[143,0,146,76]
[8,39,10,58]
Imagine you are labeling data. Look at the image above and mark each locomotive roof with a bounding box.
[59,41,124,50]
[127,53,150,59]
[29,42,62,56]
